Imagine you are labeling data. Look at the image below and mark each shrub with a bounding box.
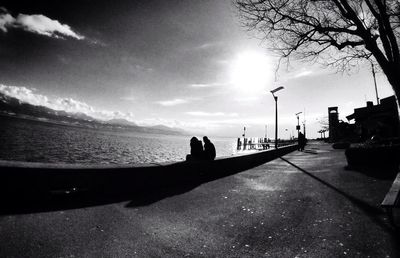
[345,139,400,169]
[332,142,350,149]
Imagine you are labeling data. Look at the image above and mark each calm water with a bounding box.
[0,116,237,164]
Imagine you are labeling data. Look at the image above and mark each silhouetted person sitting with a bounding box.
[186,137,204,161]
[203,136,216,161]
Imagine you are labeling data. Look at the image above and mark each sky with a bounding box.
[0,0,396,139]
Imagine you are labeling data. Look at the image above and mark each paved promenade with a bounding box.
[0,141,399,257]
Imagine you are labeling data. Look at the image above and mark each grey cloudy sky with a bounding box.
[0,0,395,138]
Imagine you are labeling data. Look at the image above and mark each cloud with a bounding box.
[184,41,223,52]
[0,12,15,32]
[186,111,238,117]
[88,38,107,47]
[293,70,313,78]
[52,97,94,114]
[136,118,183,128]
[195,42,222,50]
[0,84,134,121]
[234,96,260,102]
[189,82,226,88]
[120,96,136,101]
[156,98,188,106]
[0,84,49,106]
[280,65,332,82]
[0,8,84,40]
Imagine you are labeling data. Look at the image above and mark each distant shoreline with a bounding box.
[0,112,188,137]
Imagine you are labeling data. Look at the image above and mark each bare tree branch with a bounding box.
[234,0,400,108]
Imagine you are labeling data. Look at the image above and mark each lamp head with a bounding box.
[270,86,284,94]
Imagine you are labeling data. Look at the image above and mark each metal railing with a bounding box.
[237,137,297,151]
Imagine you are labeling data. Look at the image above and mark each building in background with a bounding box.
[328,106,357,143]
[328,107,339,142]
[346,96,399,141]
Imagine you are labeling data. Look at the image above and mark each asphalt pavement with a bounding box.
[0,141,399,257]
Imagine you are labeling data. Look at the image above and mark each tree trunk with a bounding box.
[384,66,400,136]
[385,66,400,106]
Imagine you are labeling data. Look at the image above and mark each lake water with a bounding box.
[0,116,237,164]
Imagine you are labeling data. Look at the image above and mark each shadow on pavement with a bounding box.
[125,183,201,207]
[280,157,382,215]
[302,150,318,155]
[0,156,277,215]
[0,177,208,215]
[345,165,398,180]
[0,182,202,216]
[280,157,400,238]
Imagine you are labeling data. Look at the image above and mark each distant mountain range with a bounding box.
[0,92,187,136]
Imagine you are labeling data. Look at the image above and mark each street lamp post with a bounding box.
[270,86,284,149]
[295,112,302,139]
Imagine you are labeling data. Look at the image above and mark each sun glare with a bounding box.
[230,51,273,94]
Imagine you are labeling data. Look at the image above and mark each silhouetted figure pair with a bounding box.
[186,136,216,161]
[298,132,306,151]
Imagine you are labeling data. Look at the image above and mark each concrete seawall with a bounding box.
[0,145,298,197]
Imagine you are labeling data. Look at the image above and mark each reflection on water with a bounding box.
[0,116,236,164]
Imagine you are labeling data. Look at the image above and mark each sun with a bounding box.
[230,51,273,94]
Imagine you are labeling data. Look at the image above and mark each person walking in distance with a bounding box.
[298,132,306,151]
